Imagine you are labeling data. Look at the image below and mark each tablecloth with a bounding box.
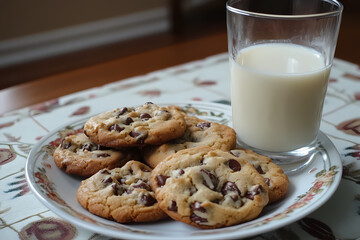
[0,53,359,239]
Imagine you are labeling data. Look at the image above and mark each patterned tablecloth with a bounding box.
[0,53,359,240]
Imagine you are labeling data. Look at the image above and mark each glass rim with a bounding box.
[226,0,343,19]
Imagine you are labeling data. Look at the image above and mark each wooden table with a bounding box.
[1,7,359,115]
[0,32,228,114]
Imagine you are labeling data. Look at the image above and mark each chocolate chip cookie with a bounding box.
[143,114,236,168]
[149,146,269,229]
[83,103,186,147]
[230,148,289,203]
[53,133,136,177]
[77,160,168,223]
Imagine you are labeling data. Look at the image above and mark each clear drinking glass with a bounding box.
[227,0,343,172]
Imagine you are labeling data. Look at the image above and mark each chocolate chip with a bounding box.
[82,143,96,151]
[190,213,208,223]
[229,150,241,157]
[61,140,71,149]
[191,201,206,213]
[253,185,262,194]
[140,193,157,206]
[96,153,110,158]
[108,124,124,132]
[99,169,110,174]
[112,183,123,195]
[140,113,152,120]
[126,189,134,194]
[245,193,254,200]
[136,136,146,145]
[221,181,240,195]
[179,169,185,175]
[200,169,218,190]
[129,131,147,144]
[264,178,270,186]
[168,201,178,212]
[227,159,241,172]
[103,176,113,183]
[145,102,154,105]
[256,166,265,174]
[246,185,263,200]
[221,181,241,201]
[129,131,140,138]
[156,174,169,187]
[116,107,128,117]
[196,122,211,129]
[125,117,134,125]
[97,145,111,150]
[112,184,117,194]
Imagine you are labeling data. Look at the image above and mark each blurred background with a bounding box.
[0,0,359,90]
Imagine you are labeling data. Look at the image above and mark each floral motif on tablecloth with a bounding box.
[70,106,90,117]
[343,167,360,186]
[193,78,217,86]
[30,99,60,113]
[137,89,161,97]
[343,73,360,81]
[344,144,360,160]
[0,132,32,163]
[19,218,77,240]
[342,143,360,185]
[336,118,360,136]
[4,173,29,199]
[0,148,16,165]
[1,134,33,198]
[298,217,336,240]
[0,121,15,129]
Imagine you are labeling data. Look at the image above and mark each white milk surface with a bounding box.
[231,43,330,152]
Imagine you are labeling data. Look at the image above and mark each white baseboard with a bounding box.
[0,7,170,68]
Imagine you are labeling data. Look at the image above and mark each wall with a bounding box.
[0,0,167,40]
[0,0,169,67]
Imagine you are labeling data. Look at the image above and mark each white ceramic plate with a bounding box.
[25,101,342,240]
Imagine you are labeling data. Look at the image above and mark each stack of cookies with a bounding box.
[53,102,289,229]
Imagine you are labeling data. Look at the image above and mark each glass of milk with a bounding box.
[227,0,343,172]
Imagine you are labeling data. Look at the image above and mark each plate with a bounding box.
[25,101,342,240]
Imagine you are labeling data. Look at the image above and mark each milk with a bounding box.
[231,43,330,152]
